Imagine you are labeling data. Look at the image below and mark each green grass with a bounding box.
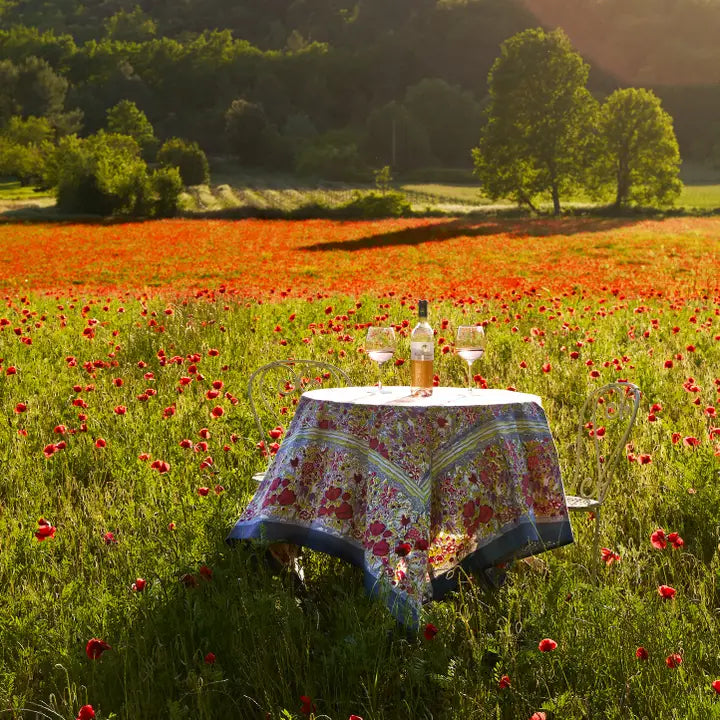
[0,180,52,201]
[2,289,720,719]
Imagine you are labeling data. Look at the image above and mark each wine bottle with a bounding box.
[410,299,434,396]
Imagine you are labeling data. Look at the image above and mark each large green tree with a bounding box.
[597,87,682,209]
[472,27,598,214]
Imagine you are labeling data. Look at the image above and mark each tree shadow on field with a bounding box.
[301,215,645,252]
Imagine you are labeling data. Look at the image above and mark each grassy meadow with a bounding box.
[1,216,720,719]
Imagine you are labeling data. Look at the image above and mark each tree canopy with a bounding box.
[473,27,598,214]
[597,87,682,209]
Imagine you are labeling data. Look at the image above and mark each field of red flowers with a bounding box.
[2,215,720,720]
[2,215,719,298]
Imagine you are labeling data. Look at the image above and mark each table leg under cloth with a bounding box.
[228,391,573,627]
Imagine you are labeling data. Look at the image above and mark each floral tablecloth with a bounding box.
[228,386,573,626]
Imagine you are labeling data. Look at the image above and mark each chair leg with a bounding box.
[591,506,601,580]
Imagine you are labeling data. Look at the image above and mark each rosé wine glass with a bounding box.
[456,325,486,393]
[366,326,396,394]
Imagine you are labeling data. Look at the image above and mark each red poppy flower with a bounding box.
[103,531,117,545]
[423,623,439,640]
[683,436,700,448]
[150,459,170,474]
[211,405,224,418]
[300,695,317,716]
[600,547,621,565]
[199,564,213,580]
[14,402,27,413]
[541,363,551,373]
[667,531,684,549]
[538,638,558,652]
[95,438,106,448]
[34,517,56,541]
[665,653,682,668]
[204,652,216,664]
[712,680,720,694]
[498,674,511,689]
[639,454,652,464]
[197,487,210,497]
[530,713,547,720]
[85,638,111,660]
[113,405,126,415]
[76,705,95,720]
[349,716,364,720]
[658,584,676,600]
[635,646,649,660]
[43,443,57,458]
[181,573,199,588]
[650,528,667,550]
[131,578,146,592]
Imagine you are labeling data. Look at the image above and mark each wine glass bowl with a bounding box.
[456,325,486,392]
[366,326,396,393]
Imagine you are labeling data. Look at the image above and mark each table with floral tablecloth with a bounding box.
[228,386,573,626]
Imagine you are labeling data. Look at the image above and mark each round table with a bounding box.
[228,386,573,626]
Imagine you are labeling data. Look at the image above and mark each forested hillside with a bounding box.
[0,0,718,177]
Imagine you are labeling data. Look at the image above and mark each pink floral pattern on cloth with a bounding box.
[228,387,573,626]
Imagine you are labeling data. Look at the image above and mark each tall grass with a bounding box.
[1,288,720,719]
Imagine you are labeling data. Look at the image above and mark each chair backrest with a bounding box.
[573,381,641,504]
[247,360,351,444]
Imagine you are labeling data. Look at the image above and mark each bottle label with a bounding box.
[411,341,434,361]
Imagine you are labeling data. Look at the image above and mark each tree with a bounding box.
[472,28,598,214]
[224,98,274,165]
[362,101,433,172]
[106,100,157,158]
[404,78,482,167]
[0,116,54,184]
[597,88,682,209]
[156,137,209,186]
[15,56,68,120]
[104,7,157,42]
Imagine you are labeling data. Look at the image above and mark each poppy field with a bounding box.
[2,215,720,720]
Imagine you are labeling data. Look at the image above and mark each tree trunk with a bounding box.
[518,192,539,213]
[614,154,630,209]
[551,184,561,215]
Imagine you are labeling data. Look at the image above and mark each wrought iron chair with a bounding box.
[565,381,641,568]
[245,359,352,582]
[247,359,352,483]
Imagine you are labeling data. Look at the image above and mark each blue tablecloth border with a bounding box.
[226,516,573,629]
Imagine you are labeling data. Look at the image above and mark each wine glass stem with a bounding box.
[467,360,474,392]
[377,363,383,393]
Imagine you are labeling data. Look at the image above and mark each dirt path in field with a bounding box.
[0,197,57,217]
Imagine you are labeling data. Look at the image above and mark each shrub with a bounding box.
[156,138,209,186]
[151,166,183,217]
[48,131,180,217]
[337,190,412,218]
